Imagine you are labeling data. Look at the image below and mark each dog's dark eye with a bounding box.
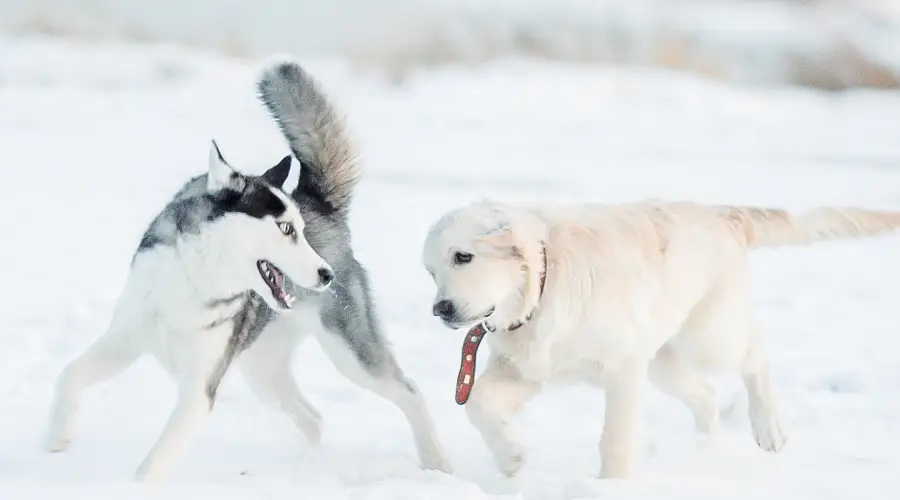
[453,252,473,265]
[277,221,295,236]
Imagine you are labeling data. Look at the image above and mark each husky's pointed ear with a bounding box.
[207,139,238,192]
[262,154,292,189]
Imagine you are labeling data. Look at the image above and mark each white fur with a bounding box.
[208,141,235,191]
[423,199,900,479]
[46,143,333,481]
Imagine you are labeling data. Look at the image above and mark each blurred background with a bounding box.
[1,0,899,89]
[2,1,900,499]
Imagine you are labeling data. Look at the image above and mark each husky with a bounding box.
[46,139,335,480]
[422,199,900,479]
[47,60,451,481]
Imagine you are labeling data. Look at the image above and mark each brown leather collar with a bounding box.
[488,245,547,332]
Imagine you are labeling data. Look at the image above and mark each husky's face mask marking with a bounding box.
[206,140,334,311]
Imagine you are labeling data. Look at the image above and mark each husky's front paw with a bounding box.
[46,432,72,453]
[304,423,323,447]
[416,438,453,473]
[412,429,452,473]
[421,454,453,474]
[133,468,158,483]
[293,413,322,447]
[45,410,75,452]
[133,461,168,483]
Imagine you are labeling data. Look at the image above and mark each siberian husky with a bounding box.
[47,139,333,480]
[47,60,451,480]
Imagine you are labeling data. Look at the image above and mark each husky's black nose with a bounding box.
[318,267,334,287]
[432,299,455,319]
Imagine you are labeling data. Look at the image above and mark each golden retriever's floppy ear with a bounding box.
[474,224,516,255]
[474,216,546,323]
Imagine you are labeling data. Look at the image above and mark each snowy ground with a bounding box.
[3,37,900,499]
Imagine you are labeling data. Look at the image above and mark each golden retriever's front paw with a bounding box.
[498,449,526,477]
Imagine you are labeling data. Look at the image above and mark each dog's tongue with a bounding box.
[455,323,488,405]
[272,266,285,291]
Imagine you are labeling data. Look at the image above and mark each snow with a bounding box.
[3,36,900,499]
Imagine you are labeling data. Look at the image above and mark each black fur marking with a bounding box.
[293,157,339,217]
[204,293,248,329]
[136,231,165,254]
[399,377,417,394]
[133,168,289,258]
[207,292,247,308]
[212,178,287,220]
[262,155,292,188]
[205,292,273,406]
[211,139,228,163]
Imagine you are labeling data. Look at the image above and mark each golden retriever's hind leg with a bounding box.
[649,345,720,446]
[740,326,787,453]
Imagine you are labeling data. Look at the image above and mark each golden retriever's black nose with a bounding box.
[432,300,454,319]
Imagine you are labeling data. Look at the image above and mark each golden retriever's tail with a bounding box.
[718,205,900,248]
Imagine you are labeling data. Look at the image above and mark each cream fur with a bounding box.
[422,199,900,479]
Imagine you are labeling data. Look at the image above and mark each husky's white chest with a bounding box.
[141,296,245,376]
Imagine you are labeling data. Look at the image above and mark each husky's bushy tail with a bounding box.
[257,60,360,215]
[718,205,900,247]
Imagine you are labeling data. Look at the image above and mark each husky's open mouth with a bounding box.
[256,259,296,308]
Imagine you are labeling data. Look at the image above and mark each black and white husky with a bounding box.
[46,60,450,481]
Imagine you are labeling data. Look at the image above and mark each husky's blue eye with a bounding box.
[453,252,473,265]
[278,221,295,236]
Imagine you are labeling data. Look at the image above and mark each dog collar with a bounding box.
[454,322,489,405]
[489,245,547,332]
[454,246,547,405]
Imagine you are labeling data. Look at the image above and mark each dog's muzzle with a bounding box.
[432,299,455,320]
[433,300,495,329]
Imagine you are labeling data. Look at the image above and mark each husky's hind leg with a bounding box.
[239,317,322,445]
[46,304,143,453]
[312,278,451,473]
[316,331,451,473]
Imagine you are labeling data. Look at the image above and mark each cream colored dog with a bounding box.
[422,200,900,479]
